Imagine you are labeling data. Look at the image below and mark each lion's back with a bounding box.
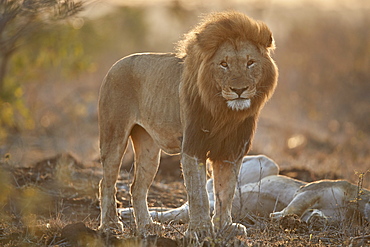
[99,53,184,153]
[101,52,183,111]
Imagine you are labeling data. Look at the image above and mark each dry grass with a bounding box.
[0,154,369,246]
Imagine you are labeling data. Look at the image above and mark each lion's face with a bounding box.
[211,41,265,111]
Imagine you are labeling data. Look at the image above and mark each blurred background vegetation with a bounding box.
[0,0,369,184]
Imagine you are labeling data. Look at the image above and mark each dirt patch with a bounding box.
[0,153,368,246]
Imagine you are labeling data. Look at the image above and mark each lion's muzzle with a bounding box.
[222,86,255,111]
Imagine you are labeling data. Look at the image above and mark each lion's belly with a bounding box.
[137,103,183,155]
[139,122,183,155]
[152,128,182,155]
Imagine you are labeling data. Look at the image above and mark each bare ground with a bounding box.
[0,153,369,246]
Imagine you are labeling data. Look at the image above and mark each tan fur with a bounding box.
[119,156,370,226]
[119,155,281,223]
[271,180,370,224]
[98,11,277,238]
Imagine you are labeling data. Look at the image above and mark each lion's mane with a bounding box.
[178,12,278,161]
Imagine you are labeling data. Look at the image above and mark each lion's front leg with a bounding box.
[212,159,247,237]
[181,153,214,238]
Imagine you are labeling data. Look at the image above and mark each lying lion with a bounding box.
[119,155,370,226]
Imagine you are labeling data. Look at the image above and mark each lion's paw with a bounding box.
[302,209,328,230]
[137,222,164,237]
[270,211,284,220]
[185,222,215,240]
[98,220,124,234]
[217,223,247,238]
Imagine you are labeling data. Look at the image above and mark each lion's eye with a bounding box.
[247,60,255,68]
[220,61,228,68]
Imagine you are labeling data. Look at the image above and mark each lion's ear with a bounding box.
[266,35,275,49]
[195,32,204,44]
[195,32,201,43]
[195,31,219,55]
[267,36,273,47]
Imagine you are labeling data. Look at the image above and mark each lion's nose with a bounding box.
[230,87,249,97]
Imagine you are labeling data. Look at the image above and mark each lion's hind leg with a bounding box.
[99,122,132,233]
[270,190,320,220]
[130,125,163,236]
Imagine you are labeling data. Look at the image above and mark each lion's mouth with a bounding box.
[227,99,251,111]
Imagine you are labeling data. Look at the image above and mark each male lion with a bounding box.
[98,11,278,237]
